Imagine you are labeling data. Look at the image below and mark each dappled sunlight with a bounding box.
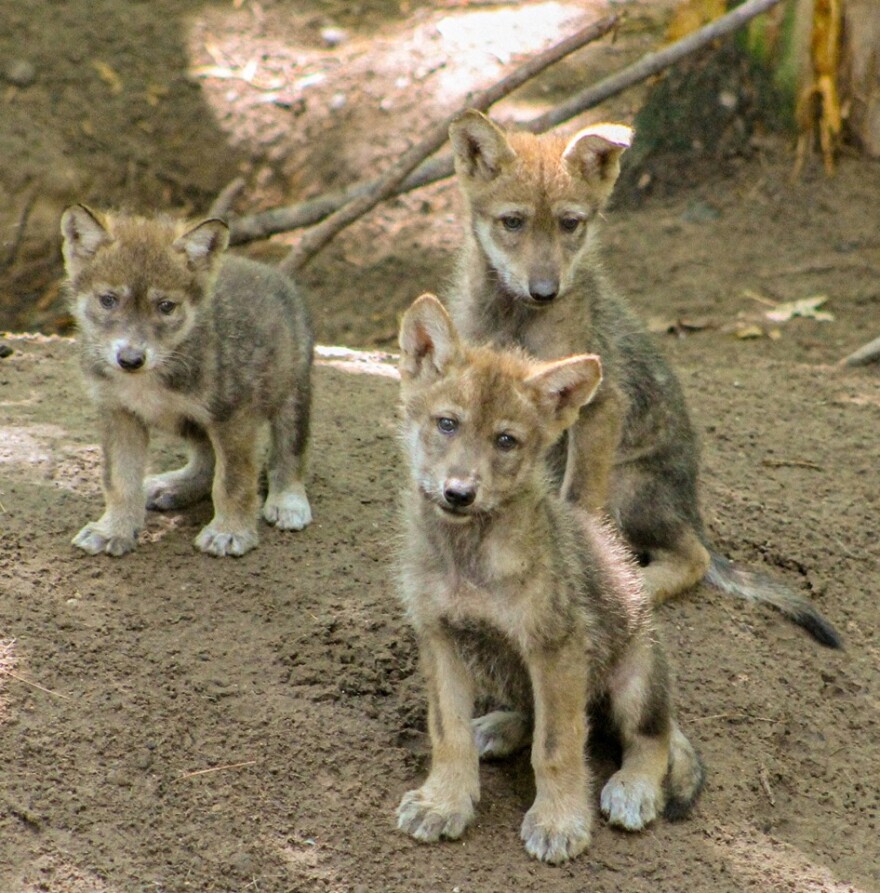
[315,344,399,378]
[0,425,99,494]
[0,637,16,724]
[708,821,867,892]
[184,1,604,197]
[0,424,70,467]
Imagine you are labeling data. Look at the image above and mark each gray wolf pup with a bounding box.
[446,109,841,648]
[395,294,704,864]
[61,205,313,557]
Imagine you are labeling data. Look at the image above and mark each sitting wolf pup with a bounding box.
[61,205,313,557]
[446,109,841,648]
[395,294,704,864]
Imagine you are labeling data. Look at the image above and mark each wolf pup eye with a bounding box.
[559,216,581,233]
[98,292,118,310]
[157,300,177,316]
[500,214,524,232]
[437,417,458,435]
[495,432,518,451]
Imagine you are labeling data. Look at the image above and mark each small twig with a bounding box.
[761,458,823,471]
[175,760,258,781]
[8,671,72,700]
[693,712,784,724]
[230,0,785,248]
[1,187,38,272]
[758,764,776,806]
[208,176,247,219]
[840,334,880,367]
[279,14,620,272]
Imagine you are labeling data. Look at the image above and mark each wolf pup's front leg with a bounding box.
[194,415,262,557]
[73,408,149,556]
[521,641,593,863]
[397,630,480,842]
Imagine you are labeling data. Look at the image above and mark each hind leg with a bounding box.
[600,637,672,831]
[263,381,312,531]
[145,428,214,511]
[473,709,531,759]
[640,527,710,606]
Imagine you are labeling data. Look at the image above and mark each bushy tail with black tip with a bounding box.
[706,552,842,649]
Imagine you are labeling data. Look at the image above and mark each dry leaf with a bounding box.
[91,60,124,95]
[765,295,834,323]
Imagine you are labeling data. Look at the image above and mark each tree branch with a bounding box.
[229,0,785,251]
[278,13,620,273]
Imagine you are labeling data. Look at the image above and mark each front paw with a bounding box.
[72,522,138,557]
[600,773,661,831]
[521,800,592,864]
[396,786,476,843]
[194,523,258,557]
[262,488,312,531]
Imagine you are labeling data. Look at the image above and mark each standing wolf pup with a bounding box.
[61,205,313,557]
[447,109,841,648]
[396,295,704,863]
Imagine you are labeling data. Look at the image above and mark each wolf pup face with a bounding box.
[398,294,602,519]
[61,205,228,378]
[449,109,632,305]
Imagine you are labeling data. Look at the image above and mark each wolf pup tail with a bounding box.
[706,552,842,649]
[663,724,705,822]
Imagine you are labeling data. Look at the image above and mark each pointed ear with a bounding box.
[399,293,461,383]
[449,109,517,182]
[173,218,229,272]
[60,204,112,279]
[526,355,603,432]
[563,123,633,204]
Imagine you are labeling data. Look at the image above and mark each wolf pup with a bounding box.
[395,294,704,864]
[61,205,313,558]
[446,109,841,648]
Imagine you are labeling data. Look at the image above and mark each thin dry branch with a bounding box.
[229,0,785,249]
[278,14,620,273]
[208,176,247,219]
[841,334,880,366]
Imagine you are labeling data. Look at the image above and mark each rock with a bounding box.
[5,59,37,88]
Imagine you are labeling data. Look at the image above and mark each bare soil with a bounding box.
[1,2,879,891]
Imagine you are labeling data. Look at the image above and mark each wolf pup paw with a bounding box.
[194,523,259,557]
[145,472,211,511]
[600,773,661,831]
[520,802,592,864]
[473,710,530,759]
[396,787,476,843]
[262,487,312,531]
[72,522,138,557]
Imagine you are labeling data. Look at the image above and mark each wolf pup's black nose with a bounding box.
[529,279,558,303]
[444,482,476,508]
[117,347,146,371]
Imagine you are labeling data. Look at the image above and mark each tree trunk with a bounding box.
[841,0,880,157]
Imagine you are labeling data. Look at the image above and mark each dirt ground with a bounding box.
[1,1,879,891]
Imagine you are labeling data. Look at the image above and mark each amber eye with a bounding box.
[98,292,117,310]
[437,417,458,435]
[559,216,581,233]
[495,432,518,451]
[157,300,177,316]
[500,214,524,232]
